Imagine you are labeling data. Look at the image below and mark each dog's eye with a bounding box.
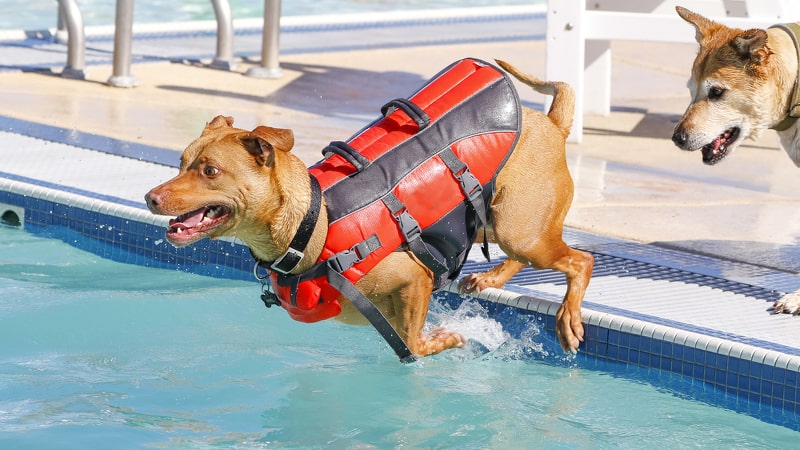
[203,165,220,177]
[708,86,725,100]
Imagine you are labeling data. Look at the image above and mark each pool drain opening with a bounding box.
[0,204,24,228]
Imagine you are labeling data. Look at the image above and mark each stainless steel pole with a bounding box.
[57,0,86,80]
[210,0,236,70]
[246,0,282,78]
[107,0,138,87]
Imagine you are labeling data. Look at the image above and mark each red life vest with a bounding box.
[264,58,521,323]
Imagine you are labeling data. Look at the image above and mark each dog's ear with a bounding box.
[240,126,295,167]
[676,6,719,43]
[251,126,295,153]
[731,29,771,64]
[201,115,235,136]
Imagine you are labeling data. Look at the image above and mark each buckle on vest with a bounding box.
[270,247,305,275]
[328,235,381,273]
[394,210,422,242]
[382,192,423,243]
[455,168,482,205]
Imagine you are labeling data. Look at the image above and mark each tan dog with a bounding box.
[672,6,800,313]
[145,60,593,357]
[672,6,800,164]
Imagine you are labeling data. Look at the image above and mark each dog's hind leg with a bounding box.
[494,232,593,353]
[525,241,593,353]
[464,233,593,353]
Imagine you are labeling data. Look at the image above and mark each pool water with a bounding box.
[0,225,798,448]
[3,0,540,32]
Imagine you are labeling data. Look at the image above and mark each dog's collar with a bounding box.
[263,175,322,275]
[770,23,800,131]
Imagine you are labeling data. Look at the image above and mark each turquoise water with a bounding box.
[1,225,799,448]
[2,0,541,31]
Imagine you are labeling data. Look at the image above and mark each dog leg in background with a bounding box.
[774,292,800,315]
[460,60,594,353]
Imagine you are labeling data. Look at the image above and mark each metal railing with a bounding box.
[245,0,282,78]
[55,0,283,87]
[107,0,136,87]
[209,0,235,70]
[56,0,85,80]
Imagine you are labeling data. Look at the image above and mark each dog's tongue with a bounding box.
[712,135,723,151]
[170,208,206,229]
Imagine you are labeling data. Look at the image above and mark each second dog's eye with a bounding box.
[203,165,220,177]
[708,86,725,100]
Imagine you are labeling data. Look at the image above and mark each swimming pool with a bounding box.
[4,0,541,31]
[1,225,799,447]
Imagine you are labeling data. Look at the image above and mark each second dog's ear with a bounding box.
[676,6,719,43]
[731,29,770,64]
[241,126,295,167]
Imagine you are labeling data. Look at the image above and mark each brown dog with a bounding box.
[672,7,800,313]
[145,60,593,357]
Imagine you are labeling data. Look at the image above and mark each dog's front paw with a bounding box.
[457,274,487,294]
[774,291,800,315]
[458,272,504,294]
[416,328,465,356]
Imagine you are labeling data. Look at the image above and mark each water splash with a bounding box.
[426,296,551,362]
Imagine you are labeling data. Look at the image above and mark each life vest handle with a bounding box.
[322,141,370,172]
[380,98,430,131]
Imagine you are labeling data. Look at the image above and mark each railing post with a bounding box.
[246,0,282,78]
[57,0,86,80]
[107,0,138,88]
[209,0,236,70]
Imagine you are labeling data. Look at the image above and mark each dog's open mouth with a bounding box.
[701,127,740,165]
[166,205,231,245]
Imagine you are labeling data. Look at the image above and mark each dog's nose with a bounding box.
[145,190,161,212]
[671,130,689,149]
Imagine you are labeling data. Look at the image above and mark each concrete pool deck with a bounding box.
[3,8,800,422]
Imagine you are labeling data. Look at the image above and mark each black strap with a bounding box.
[381,192,449,281]
[322,141,371,172]
[326,268,416,363]
[438,148,488,227]
[269,175,322,275]
[438,147,492,261]
[381,98,430,131]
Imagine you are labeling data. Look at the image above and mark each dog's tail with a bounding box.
[495,59,574,138]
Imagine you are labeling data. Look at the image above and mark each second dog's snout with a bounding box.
[672,129,689,149]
